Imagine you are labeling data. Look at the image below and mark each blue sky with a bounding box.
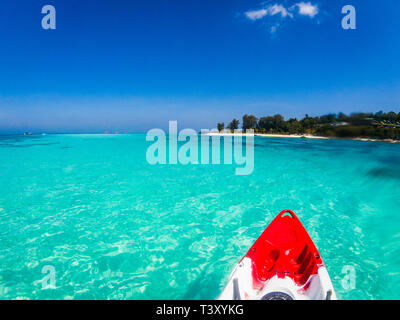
[0,0,399,132]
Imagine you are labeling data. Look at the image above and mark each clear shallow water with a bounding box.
[0,134,399,300]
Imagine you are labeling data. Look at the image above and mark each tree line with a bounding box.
[217,111,400,140]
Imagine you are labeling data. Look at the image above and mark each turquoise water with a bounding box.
[0,134,399,300]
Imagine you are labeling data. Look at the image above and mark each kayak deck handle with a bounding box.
[278,209,298,220]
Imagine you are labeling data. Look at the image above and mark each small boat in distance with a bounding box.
[24,132,33,135]
[219,209,337,300]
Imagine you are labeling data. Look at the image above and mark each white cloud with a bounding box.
[296,2,319,18]
[244,2,319,34]
[245,9,268,21]
[245,4,293,21]
[267,4,293,18]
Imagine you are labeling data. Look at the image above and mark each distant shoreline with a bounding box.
[2,131,399,143]
[205,132,400,143]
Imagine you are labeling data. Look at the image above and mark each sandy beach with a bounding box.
[206,132,328,139]
[204,132,399,143]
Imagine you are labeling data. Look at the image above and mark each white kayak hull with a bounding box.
[218,210,337,300]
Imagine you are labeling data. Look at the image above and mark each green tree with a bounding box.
[217,122,225,132]
[218,110,400,140]
[272,114,285,132]
[300,114,318,132]
[227,118,239,131]
[287,118,302,134]
[258,116,274,132]
[387,112,397,122]
[337,112,348,122]
[319,114,337,124]
[242,114,257,130]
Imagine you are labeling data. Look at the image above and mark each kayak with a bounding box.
[218,209,337,300]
